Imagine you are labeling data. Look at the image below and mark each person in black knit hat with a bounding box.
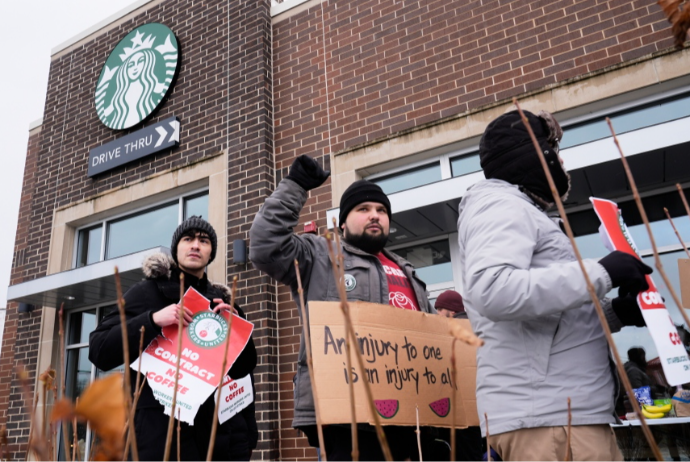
[250,155,437,460]
[456,109,653,461]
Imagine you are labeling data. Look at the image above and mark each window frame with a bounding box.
[72,187,208,268]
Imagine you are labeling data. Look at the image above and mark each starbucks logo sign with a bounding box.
[95,23,180,130]
[188,312,229,348]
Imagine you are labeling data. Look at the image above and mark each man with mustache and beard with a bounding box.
[456,110,653,461]
[250,155,436,461]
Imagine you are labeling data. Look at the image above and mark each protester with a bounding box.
[89,216,258,460]
[250,155,435,461]
[625,347,654,390]
[456,110,652,461]
[434,290,468,319]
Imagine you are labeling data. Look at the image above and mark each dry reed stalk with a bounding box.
[205,276,238,461]
[450,338,458,462]
[512,100,662,460]
[564,398,572,461]
[293,259,327,461]
[415,405,423,461]
[114,268,135,460]
[664,208,690,259]
[484,412,491,462]
[27,386,39,461]
[608,120,690,346]
[678,184,690,220]
[58,304,70,462]
[123,326,146,461]
[163,273,186,461]
[71,412,78,462]
[19,365,48,461]
[177,409,181,462]
[324,234,359,461]
[328,226,394,461]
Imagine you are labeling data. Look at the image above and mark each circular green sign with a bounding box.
[95,23,180,130]
[188,312,229,349]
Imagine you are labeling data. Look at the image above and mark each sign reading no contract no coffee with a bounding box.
[88,116,180,177]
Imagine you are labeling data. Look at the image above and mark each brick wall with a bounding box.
[0,0,278,459]
[272,0,678,459]
[0,127,41,459]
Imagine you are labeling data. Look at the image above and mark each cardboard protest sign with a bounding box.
[214,374,253,425]
[309,301,479,427]
[132,287,254,424]
[591,197,690,385]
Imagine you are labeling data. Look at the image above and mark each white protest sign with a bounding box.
[132,287,254,424]
[591,197,690,385]
[214,374,253,424]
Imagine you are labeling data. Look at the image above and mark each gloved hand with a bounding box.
[286,155,330,191]
[598,251,653,294]
[612,293,646,328]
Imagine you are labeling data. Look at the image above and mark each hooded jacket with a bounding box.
[89,253,258,460]
[249,178,434,428]
[457,179,624,437]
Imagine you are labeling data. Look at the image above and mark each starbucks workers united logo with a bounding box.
[95,23,180,130]
[188,312,229,348]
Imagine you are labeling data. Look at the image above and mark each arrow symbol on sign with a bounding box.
[169,120,180,143]
[155,126,168,148]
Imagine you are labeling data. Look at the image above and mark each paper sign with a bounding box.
[214,374,253,424]
[309,301,479,428]
[132,287,254,424]
[590,197,690,385]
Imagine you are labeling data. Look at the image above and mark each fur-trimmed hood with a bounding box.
[141,252,232,302]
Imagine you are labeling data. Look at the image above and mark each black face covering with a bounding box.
[342,225,389,255]
[479,110,571,205]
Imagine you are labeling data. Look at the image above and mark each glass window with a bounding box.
[76,226,102,267]
[393,239,452,285]
[184,193,209,220]
[372,163,442,195]
[561,93,690,149]
[450,153,481,177]
[106,202,178,259]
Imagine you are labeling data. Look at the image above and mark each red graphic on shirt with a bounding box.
[376,253,420,311]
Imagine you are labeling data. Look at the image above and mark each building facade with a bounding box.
[2,0,690,459]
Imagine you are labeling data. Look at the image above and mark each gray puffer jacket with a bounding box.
[250,178,434,428]
[457,179,623,437]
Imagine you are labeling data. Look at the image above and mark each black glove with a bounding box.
[612,293,646,328]
[286,155,330,191]
[598,251,653,294]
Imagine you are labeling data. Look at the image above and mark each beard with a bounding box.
[342,225,389,255]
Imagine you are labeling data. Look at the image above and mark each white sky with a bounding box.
[0,0,138,312]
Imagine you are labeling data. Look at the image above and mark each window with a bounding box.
[371,162,442,195]
[75,190,208,267]
[392,239,453,286]
[61,305,118,461]
[450,152,481,177]
[561,91,690,149]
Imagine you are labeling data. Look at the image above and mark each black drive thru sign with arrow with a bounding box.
[88,116,180,177]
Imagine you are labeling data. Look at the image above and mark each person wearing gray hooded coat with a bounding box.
[456,110,652,461]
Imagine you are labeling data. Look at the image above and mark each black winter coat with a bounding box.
[89,253,258,461]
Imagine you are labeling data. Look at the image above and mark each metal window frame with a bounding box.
[72,187,209,268]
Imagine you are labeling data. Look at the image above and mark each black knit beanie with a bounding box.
[338,180,392,228]
[170,215,217,264]
[479,110,569,204]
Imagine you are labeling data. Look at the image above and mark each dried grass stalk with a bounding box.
[564,398,572,461]
[206,276,238,461]
[163,273,186,461]
[415,405,423,462]
[294,259,327,461]
[124,326,145,460]
[484,412,491,462]
[114,268,135,460]
[664,207,690,259]
[450,338,458,462]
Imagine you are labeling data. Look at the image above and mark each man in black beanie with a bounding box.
[250,155,436,460]
[456,110,652,460]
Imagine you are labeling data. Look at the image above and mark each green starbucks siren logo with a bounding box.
[188,312,229,348]
[95,23,180,130]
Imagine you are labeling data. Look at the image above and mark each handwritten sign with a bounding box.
[309,301,479,427]
[132,287,254,424]
[591,197,690,385]
[215,374,253,424]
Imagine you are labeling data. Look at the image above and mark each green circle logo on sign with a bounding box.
[95,23,180,130]
[188,312,229,349]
